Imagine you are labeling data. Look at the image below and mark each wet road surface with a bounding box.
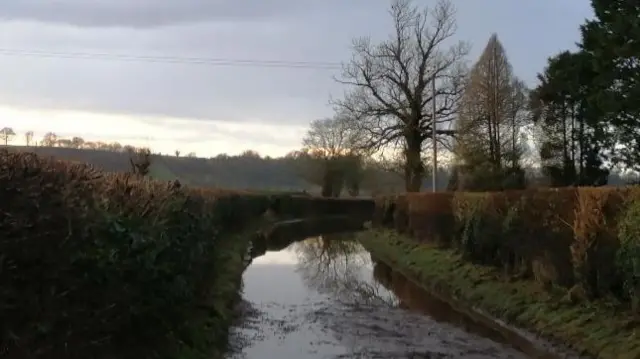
[227,234,528,359]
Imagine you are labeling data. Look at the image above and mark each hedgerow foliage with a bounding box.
[375,186,640,313]
[0,150,270,359]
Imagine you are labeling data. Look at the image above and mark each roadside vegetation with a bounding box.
[0,150,275,359]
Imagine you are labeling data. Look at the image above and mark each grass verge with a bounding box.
[357,229,640,359]
[177,227,257,359]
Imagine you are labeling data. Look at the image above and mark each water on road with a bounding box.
[227,234,530,359]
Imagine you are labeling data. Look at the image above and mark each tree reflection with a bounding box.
[293,234,397,307]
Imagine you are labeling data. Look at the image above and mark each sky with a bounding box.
[0,0,594,158]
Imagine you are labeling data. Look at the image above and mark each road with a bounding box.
[227,235,528,359]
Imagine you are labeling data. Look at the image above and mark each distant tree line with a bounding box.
[1,123,634,196]
[0,128,156,178]
[0,128,205,163]
[0,128,148,153]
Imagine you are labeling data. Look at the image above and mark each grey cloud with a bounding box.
[0,52,338,124]
[0,16,350,125]
[0,1,389,124]
[0,0,595,129]
[0,0,315,28]
[54,121,302,145]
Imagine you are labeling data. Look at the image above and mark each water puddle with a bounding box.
[227,234,530,359]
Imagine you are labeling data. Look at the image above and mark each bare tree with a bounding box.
[84,141,98,149]
[377,145,432,179]
[0,127,16,145]
[42,132,58,147]
[303,117,363,158]
[175,150,180,157]
[454,33,529,190]
[507,78,529,168]
[71,136,85,148]
[128,147,152,176]
[240,150,260,158]
[109,142,123,152]
[25,131,34,146]
[300,117,368,197]
[285,149,324,188]
[333,0,469,192]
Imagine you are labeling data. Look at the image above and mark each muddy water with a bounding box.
[227,234,528,359]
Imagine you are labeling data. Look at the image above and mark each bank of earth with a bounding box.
[356,230,640,359]
[199,224,265,359]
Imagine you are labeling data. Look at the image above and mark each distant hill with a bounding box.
[4,145,311,191]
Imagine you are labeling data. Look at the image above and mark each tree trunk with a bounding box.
[332,172,344,197]
[561,103,570,185]
[511,108,517,170]
[486,114,494,164]
[404,132,424,192]
[320,166,334,197]
[578,101,586,183]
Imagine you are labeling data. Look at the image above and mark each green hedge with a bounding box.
[0,150,268,359]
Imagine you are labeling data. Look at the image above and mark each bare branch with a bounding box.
[333,0,468,138]
[330,0,469,191]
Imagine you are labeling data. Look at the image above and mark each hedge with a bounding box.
[374,187,640,313]
[0,150,270,359]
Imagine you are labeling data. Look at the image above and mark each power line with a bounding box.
[0,48,343,69]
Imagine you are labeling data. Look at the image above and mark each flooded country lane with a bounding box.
[227,234,530,359]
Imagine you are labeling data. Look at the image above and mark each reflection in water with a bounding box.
[229,233,528,359]
[293,234,397,307]
[372,259,516,347]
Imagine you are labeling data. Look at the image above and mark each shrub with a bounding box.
[408,192,455,246]
[452,192,486,256]
[616,190,640,314]
[392,195,409,234]
[373,186,640,308]
[516,188,577,287]
[498,190,533,276]
[0,150,265,359]
[572,187,626,298]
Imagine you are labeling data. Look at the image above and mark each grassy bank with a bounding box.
[358,230,640,359]
[179,227,257,359]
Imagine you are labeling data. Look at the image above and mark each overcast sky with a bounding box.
[0,0,594,157]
